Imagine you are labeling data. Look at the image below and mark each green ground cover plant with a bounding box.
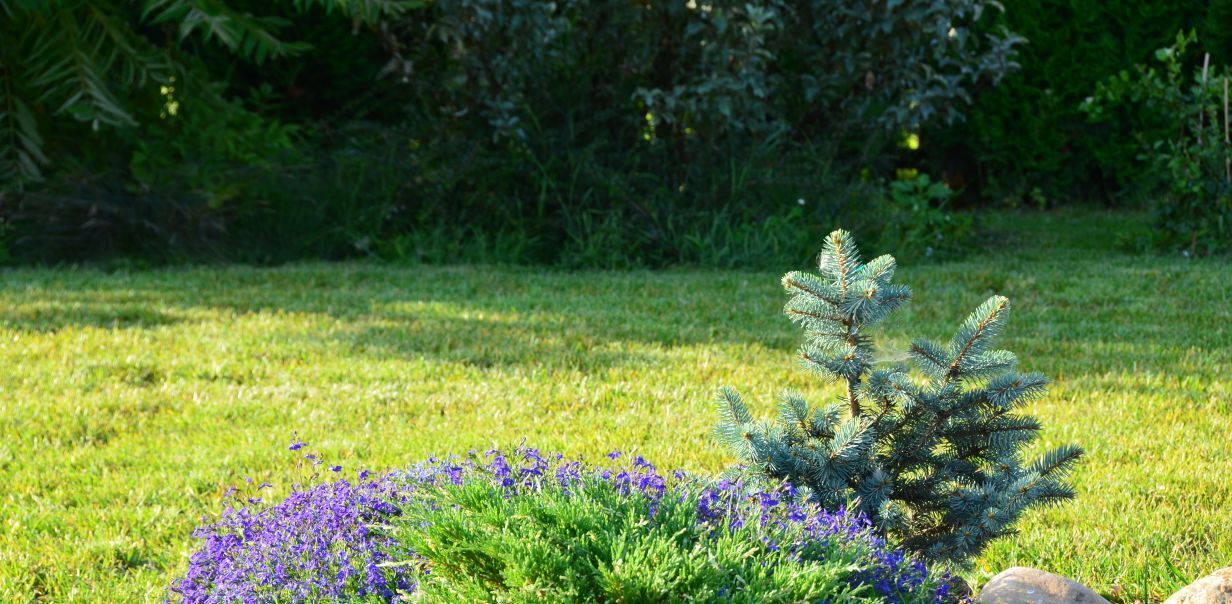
[170,445,949,602]
[0,210,1229,602]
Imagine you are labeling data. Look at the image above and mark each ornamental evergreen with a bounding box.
[714,229,1083,565]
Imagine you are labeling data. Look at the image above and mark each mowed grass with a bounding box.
[0,210,1228,603]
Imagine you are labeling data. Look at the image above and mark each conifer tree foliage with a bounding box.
[713,229,1083,565]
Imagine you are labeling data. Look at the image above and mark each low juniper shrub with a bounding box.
[170,443,955,603]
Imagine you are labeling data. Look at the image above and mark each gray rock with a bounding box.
[1164,567,1232,604]
[978,566,1110,604]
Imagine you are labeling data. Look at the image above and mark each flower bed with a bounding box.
[170,444,953,603]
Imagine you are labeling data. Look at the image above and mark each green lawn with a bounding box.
[1,211,1228,602]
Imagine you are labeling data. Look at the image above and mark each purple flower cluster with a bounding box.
[170,443,951,603]
[170,445,617,603]
[692,479,948,604]
[169,476,415,603]
[855,543,945,604]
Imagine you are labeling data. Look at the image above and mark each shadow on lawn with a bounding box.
[1,256,1227,377]
[0,300,181,332]
[0,267,792,372]
[329,314,666,372]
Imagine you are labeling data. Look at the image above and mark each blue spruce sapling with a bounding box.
[713,229,1083,564]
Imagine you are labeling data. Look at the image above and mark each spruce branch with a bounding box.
[782,271,844,307]
[860,254,898,283]
[827,417,873,461]
[945,296,1010,382]
[714,387,757,461]
[984,372,1049,409]
[778,391,812,440]
[1029,481,1078,505]
[909,340,949,378]
[817,229,861,292]
[1030,444,1084,479]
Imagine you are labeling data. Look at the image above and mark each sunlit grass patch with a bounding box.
[0,210,1227,602]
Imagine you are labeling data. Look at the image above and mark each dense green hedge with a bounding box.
[937,0,1209,205]
[1,0,1009,266]
[2,1,1226,265]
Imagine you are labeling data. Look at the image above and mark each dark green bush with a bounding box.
[939,0,1208,205]
[2,0,1010,267]
[877,175,973,260]
[4,188,224,263]
[1204,0,1232,66]
[1083,32,1232,255]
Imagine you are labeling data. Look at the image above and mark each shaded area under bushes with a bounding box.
[1,133,971,268]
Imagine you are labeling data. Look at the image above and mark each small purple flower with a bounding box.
[759,491,779,509]
[330,465,343,473]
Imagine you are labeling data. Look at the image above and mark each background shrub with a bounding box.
[877,174,973,260]
[1083,32,1232,255]
[10,0,1229,264]
[936,0,1209,205]
[0,0,1013,267]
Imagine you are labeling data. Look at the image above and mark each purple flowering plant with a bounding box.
[169,439,417,603]
[170,442,955,603]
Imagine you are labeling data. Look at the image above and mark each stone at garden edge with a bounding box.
[978,567,1110,604]
[1164,567,1232,604]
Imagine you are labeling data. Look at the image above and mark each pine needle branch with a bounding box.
[946,296,1010,382]
[1030,444,1085,479]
